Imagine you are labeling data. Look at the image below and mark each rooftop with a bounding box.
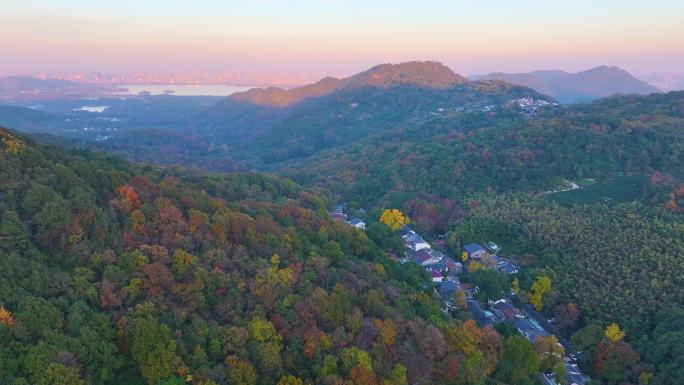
[406,233,427,244]
[438,281,459,296]
[463,243,485,253]
[491,300,523,320]
[399,225,415,237]
[417,248,445,259]
[515,318,549,342]
[429,270,443,278]
[467,300,496,326]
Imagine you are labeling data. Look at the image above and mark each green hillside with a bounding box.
[0,128,536,385]
[283,91,684,210]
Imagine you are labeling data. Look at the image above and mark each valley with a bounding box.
[4,2,684,385]
[0,61,682,385]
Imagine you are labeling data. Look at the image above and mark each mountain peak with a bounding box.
[347,61,467,89]
[226,61,466,108]
[579,65,629,75]
[473,65,659,103]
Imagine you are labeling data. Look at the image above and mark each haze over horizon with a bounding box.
[2,0,684,79]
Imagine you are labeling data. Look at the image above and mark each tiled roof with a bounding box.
[464,243,485,253]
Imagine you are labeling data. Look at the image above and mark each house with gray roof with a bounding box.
[514,318,550,342]
[463,243,486,259]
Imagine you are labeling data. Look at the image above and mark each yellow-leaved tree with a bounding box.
[512,278,520,294]
[0,306,15,326]
[1,137,26,155]
[379,209,409,231]
[454,290,467,310]
[468,260,484,273]
[605,323,626,342]
[252,254,295,311]
[529,275,552,311]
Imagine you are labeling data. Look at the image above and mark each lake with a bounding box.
[115,84,255,97]
[73,106,108,113]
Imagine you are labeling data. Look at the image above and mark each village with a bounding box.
[330,205,590,385]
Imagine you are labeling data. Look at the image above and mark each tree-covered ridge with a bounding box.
[283,91,684,209]
[218,61,467,109]
[197,76,550,169]
[0,128,547,385]
[275,90,684,385]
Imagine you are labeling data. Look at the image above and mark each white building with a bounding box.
[348,219,366,230]
[405,233,430,251]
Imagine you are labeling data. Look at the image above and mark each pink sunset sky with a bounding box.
[2,0,683,78]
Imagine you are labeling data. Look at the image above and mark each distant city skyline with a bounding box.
[2,0,683,79]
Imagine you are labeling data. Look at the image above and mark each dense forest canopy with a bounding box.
[0,73,683,385]
[448,196,683,366]
[277,91,684,384]
[198,79,551,169]
[1,128,561,385]
[283,91,684,209]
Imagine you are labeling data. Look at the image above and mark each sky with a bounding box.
[2,0,683,78]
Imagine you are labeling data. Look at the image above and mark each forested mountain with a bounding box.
[472,66,660,103]
[0,128,555,385]
[276,91,684,385]
[283,91,684,210]
[196,62,550,168]
[210,61,466,110]
[1,64,683,385]
[0,63,547,171]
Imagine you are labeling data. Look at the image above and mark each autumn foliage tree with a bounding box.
[251,254,295,312]
[534,335,566,379]
[605,323,626,343]
[553,302,580,334]
[0,130,577,385]
[276,374,303,385]
[0,306,15,326]
[594,340,641,384]
[379,209,409,231]
[529,275,552,311]
[115,185,141,212]
[225,355,257,385]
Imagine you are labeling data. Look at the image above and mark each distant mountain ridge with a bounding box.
[200,61,550,167]
[225,61,468,108]
[472,66,659,103]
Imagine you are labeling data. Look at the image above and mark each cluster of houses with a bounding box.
[464,242,520,275]
[400,225,462,284]
[401,231,588,385]
[327,206,588,385]
[397,230,522,303]
[470,284,587,382]
[329,204,366,230]
[468,298,587,384]
[513,97,560,116]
